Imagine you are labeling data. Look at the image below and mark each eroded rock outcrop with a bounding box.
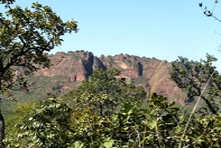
[33,50,185,101]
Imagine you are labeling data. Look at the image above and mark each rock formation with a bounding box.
[32,50,184,102]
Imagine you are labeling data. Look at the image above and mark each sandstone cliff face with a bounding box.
[35,50,94,81]
[33,50,184,101]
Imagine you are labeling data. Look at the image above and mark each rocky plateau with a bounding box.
[30,50,185,104]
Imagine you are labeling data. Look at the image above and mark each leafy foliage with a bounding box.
[4,65,221,147]
[61,68,146,117]
[0,1,78,95]
[0,0,78,144]
[5,98,73,147]
[170,54,221,115]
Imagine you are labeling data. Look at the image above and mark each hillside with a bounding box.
[11,50,184,103]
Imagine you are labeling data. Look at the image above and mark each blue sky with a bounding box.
[13,1,221,66]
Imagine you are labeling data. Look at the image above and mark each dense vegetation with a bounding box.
[0,0,78,146]
[4,63,221,147]
[1,0,221,147]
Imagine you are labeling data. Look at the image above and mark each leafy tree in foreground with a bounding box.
[61,68,146,117]
[170,54,221,115]
[5,98,73,147]
[0,0,78,145]
[6,92,221,147]
[4,67,221,147]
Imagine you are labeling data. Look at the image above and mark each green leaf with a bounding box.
[102,138,114,148]
[73,141,84,148]
[148,120,156,130]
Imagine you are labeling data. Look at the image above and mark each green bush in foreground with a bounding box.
[4,93,221,147]
[4,68,221,147]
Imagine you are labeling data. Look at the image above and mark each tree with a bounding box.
[5,68,221,147]
[59,68,147,147]
[0,0,78,145]
[4,68,147,147]
[170,54,221,115]
[5,98,74,147]
[61,68,146,117]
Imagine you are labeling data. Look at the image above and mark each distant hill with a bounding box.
[33,50,185,100]
[4,50,187,116]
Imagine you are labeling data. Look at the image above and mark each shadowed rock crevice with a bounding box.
[137,62,143,76]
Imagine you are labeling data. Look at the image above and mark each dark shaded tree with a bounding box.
[0,0,78,145]
[170,54,221,115]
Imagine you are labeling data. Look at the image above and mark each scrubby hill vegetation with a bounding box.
[5,63,221,147]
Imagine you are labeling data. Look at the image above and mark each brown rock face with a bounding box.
[33,50,184,101]
[35,50,95,81]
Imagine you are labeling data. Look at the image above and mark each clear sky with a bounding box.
[11,1,221,67]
